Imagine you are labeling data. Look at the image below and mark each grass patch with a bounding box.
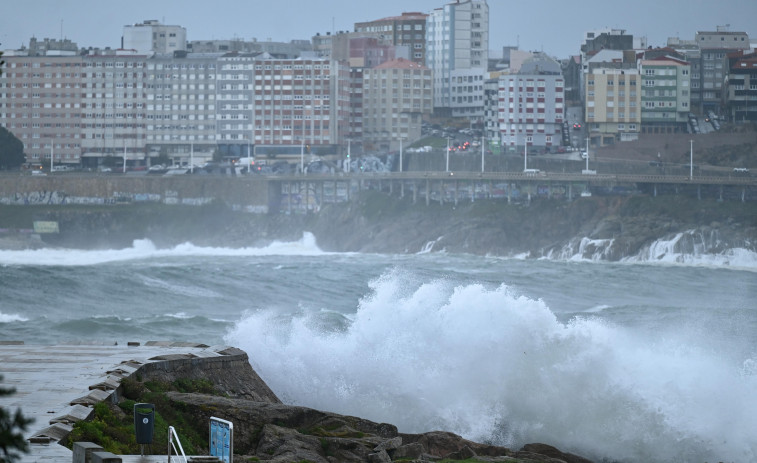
[65,377,220,455]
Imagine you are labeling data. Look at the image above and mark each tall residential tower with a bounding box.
[426,0,489,120]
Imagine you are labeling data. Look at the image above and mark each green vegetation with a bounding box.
[65,377,219,456]
[0,126,25,171]
[0,375,34,463]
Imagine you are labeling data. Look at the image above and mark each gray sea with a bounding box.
[1,233,756,462]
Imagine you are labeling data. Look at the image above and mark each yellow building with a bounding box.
[585,67,642,146]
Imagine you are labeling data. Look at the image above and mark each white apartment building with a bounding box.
[498,54,565,152]
[143,53,220,164]
[426,0,488,119]
[80,52,149,167]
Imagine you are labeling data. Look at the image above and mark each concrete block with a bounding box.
[72,442,103,463]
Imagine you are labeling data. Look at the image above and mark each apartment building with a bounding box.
[81,52,150,168]
[215,54,349,158]
[579,29,634,101]
[426,0,489,119]
[354,12,428,66]
[498,54,565,152]
[0,53,84,166]
[143,53,220,164]
[585,66,642,146]
[362,58,432,152]
[639,56,691,134]
[1,48,350,167]
[692,29,750,113]
[724,50,757,122]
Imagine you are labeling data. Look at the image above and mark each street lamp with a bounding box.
[480,134,485,173]
[300,139,305,175]
[689,140,694,180]
[346,139,351,173]
[399,137,403,173]
[446,136,450,172]
[585,137,590,172]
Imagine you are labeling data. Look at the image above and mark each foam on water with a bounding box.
[0,310,28,323]
[226,268,757,463]
[0,232,327,266]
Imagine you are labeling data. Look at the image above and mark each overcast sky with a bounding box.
[2,0,755,59]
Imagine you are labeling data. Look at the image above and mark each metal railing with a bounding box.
[168,425,188,463]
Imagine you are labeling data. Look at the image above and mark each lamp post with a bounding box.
[446,136,450,172]
[481,135,485,173]
[523,134,528,171]
[300,140,305,175]
[399,137,403,173]
[346,139,351,173]
[585,137,590,172]
[690,139,694,180]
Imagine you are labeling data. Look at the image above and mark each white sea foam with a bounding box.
[226,268,757,463]
[0,232,328,266]
[0,311,28,323]
[542,229,757,270]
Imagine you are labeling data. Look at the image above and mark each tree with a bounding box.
[0,126,25,170]
[0,375,34,462]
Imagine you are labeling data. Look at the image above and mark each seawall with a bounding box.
[0,174,273,211]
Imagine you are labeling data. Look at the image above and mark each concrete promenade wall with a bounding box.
[0,175,273,211]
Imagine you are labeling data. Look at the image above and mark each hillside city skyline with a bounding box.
[1,0,756,172]
[2,0,756,59]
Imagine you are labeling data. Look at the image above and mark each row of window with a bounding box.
[587,79,638,86]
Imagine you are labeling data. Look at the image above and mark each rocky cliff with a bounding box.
[2,191,756,260]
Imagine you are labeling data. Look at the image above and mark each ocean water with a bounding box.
[1,233,756,462]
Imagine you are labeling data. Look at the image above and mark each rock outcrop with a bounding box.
[120,348,595,462]
[164,392,592,463]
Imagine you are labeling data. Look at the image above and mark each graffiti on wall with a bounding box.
[1,190,229,209]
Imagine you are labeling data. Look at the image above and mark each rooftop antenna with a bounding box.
[60,19,63,41]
